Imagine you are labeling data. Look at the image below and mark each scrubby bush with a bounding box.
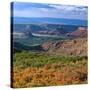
[12,51,88,88]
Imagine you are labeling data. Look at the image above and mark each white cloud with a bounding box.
[39,8,50,12]
[13,3,87,20]
[49,4,70,10]
[49,4,87,11]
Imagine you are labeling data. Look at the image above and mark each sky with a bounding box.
[12,2,88,20]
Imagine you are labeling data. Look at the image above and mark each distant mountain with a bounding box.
[13,24,87,35]
[13,24,33,38]
[13,17,87,26]
[67,27,87,38]
[13,23,87,39]
[35,29,67,35]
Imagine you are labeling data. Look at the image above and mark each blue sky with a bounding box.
[12,2,88,20]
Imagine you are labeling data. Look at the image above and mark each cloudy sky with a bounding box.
[12,2,88,20]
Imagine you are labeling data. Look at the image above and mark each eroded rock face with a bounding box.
[42,42,54,51]
[42,38,87,56]
[68,27,87,38]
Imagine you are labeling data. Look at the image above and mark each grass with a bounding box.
[12,51,88,88]
[13,51,87,69]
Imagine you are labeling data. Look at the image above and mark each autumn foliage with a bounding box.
[11,52,88,88]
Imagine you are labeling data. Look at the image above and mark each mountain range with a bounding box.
[13,24,87,38]
[66,27,87,38]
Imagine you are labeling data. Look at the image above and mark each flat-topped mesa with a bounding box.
[68,27,87,38]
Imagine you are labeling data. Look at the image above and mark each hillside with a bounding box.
[67,27,87,38]
[14,24,87,33]
[42,38,87,56]
[12,51,87,88]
